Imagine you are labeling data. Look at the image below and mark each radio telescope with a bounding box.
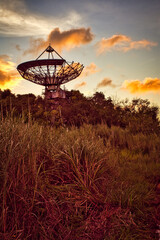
[17,45,84,99]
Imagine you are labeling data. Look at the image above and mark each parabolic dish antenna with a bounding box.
[17,45,84,99]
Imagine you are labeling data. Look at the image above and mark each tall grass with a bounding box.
[0,119,159,239]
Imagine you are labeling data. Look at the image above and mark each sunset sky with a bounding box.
[0,0,159,106]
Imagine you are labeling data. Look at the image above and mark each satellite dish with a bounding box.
[17,45,84,99]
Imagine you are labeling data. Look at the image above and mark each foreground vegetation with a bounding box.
[0,117,160,239]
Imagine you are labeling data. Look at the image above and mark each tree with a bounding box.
[0,89,14,99]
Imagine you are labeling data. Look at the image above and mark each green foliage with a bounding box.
[0,119,159,239]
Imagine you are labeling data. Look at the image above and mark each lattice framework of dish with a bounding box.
[17,45,84,87]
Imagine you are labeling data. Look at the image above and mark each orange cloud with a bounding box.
[81,62,101,77]
[97,78,115,88]
[123,77,160,94]
[0,70,11,85]
[0,55,20,89]
[96,34,131,54]
[24,27,94,55]
[121,39,158,52]
[74,81,86,89]
[96,34,157,54]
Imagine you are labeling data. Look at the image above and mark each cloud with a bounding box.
[81,62,100,77]
[47,27,94,51]
[0,70,11,85]
[73,63,100,89]
[74,81,86,89]
[0,7,52,37]
[96,34,157,54]
[0,55,20,89]
[121,39,158,52]
[97,78,116,88]
[24,27,94,55]
[97,34,130,54]
[122,77,160,94]
[0,55,15,71]
[0,0,82,37]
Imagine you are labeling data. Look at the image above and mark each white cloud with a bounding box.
[0,2,82,37]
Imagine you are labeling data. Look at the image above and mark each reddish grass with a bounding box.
[0,120,159,239]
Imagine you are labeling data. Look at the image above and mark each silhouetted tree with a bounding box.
[0,89,159,134]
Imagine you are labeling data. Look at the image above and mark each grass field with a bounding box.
[0,118,160,239]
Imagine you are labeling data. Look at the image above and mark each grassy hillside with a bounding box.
[0,118,160,239]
